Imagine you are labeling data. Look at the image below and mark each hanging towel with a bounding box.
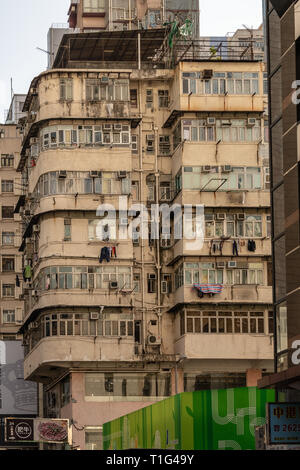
[193,284,224,295]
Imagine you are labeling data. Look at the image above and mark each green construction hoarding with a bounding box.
[103,387,275,450]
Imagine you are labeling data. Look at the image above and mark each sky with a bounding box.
[0,0,263,123]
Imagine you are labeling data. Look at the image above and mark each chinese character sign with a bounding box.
[267,403,300,445]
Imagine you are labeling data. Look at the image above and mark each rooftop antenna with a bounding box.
[36,47,54,56]
[242,24,254,60]
[10,78,13,100]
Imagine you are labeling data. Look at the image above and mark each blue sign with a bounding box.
[267,403,300,445]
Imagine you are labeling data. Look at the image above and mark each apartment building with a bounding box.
[68,0,199,36]
[200,25,266,63]
[259,1,300,400]
[16,28,273,450]
[5,94,27,125]
[0,96,26,340]
[227,25,265,62]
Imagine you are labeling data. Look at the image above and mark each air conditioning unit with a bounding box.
[221,165,232,173]
[202,165,212,173]
[228,261,237,268]
[33,225,40,232]
[216,213,225,220]
[247,118,256,127]
[207,117,216,125]
[161,281,168,294]
[237,213,245,220]
[114,124,122,131]
[90,171,102,178]
[109,281,118,289]
[148,274,156,280]
[90,312,99,321]
[202,69,213,79]
[217,262,226,268]
[221,119,232,126]
[118,171,127,179]
[58,171,67,179]
[147,334,161,346]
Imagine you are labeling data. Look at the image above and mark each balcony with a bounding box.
[24,336,136,382]
[164,62,265,128]
[33,99,131,124]
[174,333,273,360]
[24,290,135,323]
[173,190,270,208]
[172,142,264,173]
[173,285,272,306]
[172,238,272,260]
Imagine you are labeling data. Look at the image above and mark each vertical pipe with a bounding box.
[129,0,132,31]
[138,33,141,70]
[138,76,145,351]
[154,126,161,341]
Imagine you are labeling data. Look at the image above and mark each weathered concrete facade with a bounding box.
[17,29,273,449]
[0,118,24,339]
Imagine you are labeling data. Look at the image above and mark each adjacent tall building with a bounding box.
[0,94,26,340]
[259,0,300,399]
[15,23,274,449]
[68,0,200,36]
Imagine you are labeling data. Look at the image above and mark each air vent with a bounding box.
[207,117,216,125]
[109,281,118,289]
[221,165,232,173]
[247,118,256,127]
[228,261,237,268]
[202,69,213,79]
[90,312,99,320]
[90,171,102,178]
[217,262,226,268]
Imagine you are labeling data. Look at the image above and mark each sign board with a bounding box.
[5,418,34,442]
[0,341,37,415]
[5,418,71,444]
[266,403,300,445]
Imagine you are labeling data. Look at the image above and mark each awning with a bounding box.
[258,364,300,389]
[53,28,168,68]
